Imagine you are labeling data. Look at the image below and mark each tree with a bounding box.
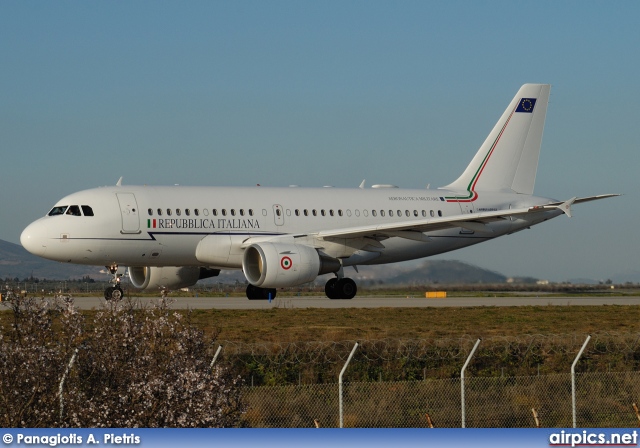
[0,297,245,427]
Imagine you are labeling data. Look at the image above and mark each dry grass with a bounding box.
[2,300,639,343]
[183,305,640,343]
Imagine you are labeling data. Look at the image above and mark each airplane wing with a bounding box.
[312,194,620,242]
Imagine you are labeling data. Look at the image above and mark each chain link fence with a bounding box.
[240,371,640,428]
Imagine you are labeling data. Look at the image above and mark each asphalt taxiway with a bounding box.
[44,295,640,310]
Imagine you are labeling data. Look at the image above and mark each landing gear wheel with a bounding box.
[104,286,123,301]
[325,278,357,299]
[246,285,277,300]
[325,278,340,300]
[335,278,357,300]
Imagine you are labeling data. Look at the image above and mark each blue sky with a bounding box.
[1,1,637,282]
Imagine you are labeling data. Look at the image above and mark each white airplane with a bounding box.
[21,84,617,301]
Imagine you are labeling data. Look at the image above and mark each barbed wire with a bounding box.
[217,333,640,371]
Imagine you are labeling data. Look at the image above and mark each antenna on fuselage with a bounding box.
[116,177,123,187]
[359,179,366,189]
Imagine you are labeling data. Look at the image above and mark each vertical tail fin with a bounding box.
[442,84,550,197]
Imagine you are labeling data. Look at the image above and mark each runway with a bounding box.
[59,295,640,310]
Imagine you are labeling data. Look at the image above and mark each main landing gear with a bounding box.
[104,264,124,301]
[324,277,357,300]
[246,284,277,300]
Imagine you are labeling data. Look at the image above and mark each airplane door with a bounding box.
[459,201,475,214]
[116,193,141,234]
[273,204,284,226]
[456,201,475,234]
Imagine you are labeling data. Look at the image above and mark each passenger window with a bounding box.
[338,210,343,217]
[372,210,377,217]
[312,210,317,216]
[330,210,334,216]
[185,209,191,216]
[397,210,402,217]
[389,210,394,217]
[231,209,236,216]
[422,210,427,217]
[48,206,68,216]
[321,210,326,216]
[249,209,254,216]
[176,209,181,216]
[222,209,227,216]
[240,209,245,216]
[194,209,200,216]
[414,210,418,217]
[430,210,434,217]
[405,210,410,217]
[157,208,163,216]
[212,209,218,216]
[81,206,94,216]
[166,209,172,216]
[148,208,153,216]
[380,210,385,217]
[438,210,443,217]
[276,209,281,217]
[295,209,300,216]
[304,210,309,216]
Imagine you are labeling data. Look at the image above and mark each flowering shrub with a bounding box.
[0,297,244,427]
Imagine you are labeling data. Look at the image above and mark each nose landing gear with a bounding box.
[104,264,124,301]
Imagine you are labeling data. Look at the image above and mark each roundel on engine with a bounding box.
[243,242,321,288]
[280,256,292,270]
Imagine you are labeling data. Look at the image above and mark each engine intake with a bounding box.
[243,242,340,288]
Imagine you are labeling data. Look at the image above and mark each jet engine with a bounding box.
[242,242,340,288]
[128,266,219,290]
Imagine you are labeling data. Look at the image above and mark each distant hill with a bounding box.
[0,238,508,284]
[4,238,630,285]
[349,259,507,286]
[0,239,100,280]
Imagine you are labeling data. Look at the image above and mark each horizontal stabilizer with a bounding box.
[528,194,620,218]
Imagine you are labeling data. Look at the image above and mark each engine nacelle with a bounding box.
[242,242,340,288]
[128,266,219,290]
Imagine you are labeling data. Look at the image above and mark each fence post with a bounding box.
[339,342,358,428]
[58,347,79,421]
[461,338,481,428]
[572,335,591,428]
[209,345,223,369]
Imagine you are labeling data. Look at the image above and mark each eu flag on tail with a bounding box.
[516,98,537,113]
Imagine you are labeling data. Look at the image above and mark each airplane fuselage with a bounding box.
[21,184,559,269]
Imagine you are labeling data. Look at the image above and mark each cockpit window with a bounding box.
[66,205,82,216]
[48,206,68,216]
[81,205,94,216]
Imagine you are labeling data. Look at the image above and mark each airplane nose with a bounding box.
[20,222,47,257]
